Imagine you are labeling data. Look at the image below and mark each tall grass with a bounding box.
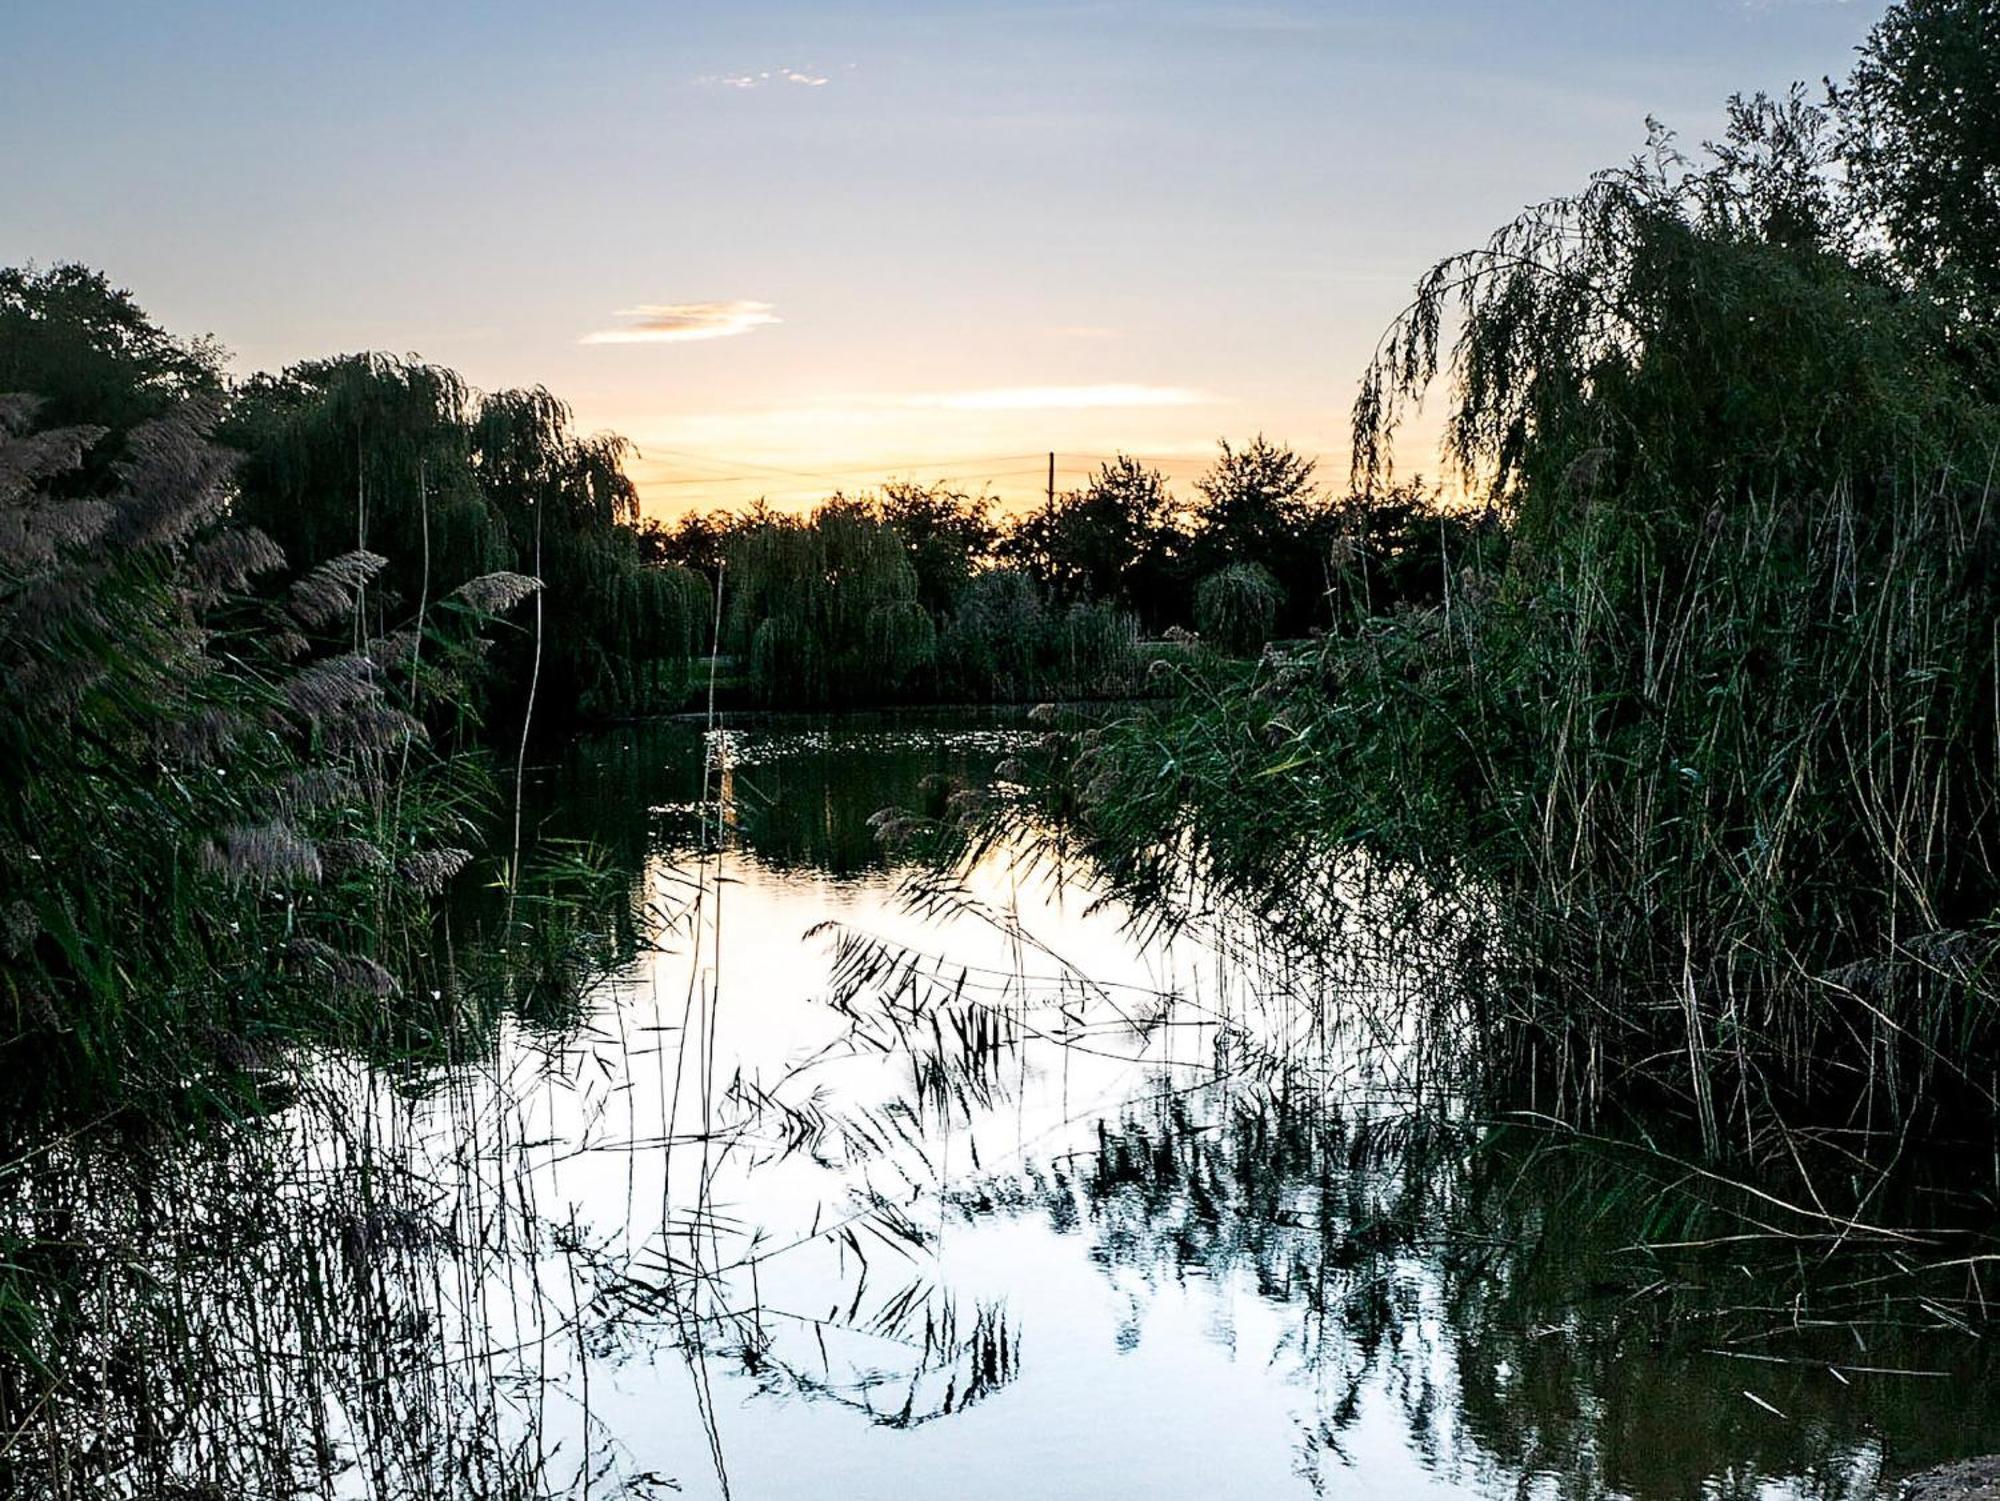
[0,395,544,1106]
[1012,81,2000,1167]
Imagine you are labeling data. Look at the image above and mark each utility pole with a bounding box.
[1046,451,1055,512]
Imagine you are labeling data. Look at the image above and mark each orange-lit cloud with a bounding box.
[892,384,1216,412]
[582,301,780,345]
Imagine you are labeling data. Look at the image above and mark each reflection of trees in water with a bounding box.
[6,984,1992,1500]
[512,719,1036,885]
[0,719,1042,1497]
[12,716,2000,1499]
[955,1083,2000,1499]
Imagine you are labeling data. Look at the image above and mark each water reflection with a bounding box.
[3,712,1997,1499]
[518,711,1037,879]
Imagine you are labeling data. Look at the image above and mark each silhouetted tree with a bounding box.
[1002,455,1185,629]
[228,355,700,723]
[721,502,935,706]
[876,480,998,618]
[0,264,225,491]
[1188,436,1328,634]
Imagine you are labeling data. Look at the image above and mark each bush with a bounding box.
[1194,562,1282,656]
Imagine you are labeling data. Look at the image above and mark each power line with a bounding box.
[631,447,1084,483]
[634,459,1114,488]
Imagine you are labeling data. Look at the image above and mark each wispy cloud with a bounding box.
[582,301,780,346]
[895,384,1216,412]
[696,66,829,90]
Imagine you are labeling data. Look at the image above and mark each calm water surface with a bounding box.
[16,711,1998,1498]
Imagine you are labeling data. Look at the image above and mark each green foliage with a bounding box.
[876,479,998,616]
[230,357,701,723]
[0,264,225,491]
[1188,437,1328,633]
[935,568,1044,698]
[709,490,1146,707]
[1193,562,1281,656]
[1044,6,2000,1157]
[990,443,1460,643]
[1839,0,2000,325]
[723,499,931,705]
[1001,455,1185,628]
[0,397,531,1103]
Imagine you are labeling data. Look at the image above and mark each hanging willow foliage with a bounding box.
[723,500,934,706]
[1194,562,1282,657]
[1045,59,2000,1157]
[229,357,697,723]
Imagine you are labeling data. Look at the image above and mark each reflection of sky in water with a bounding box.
[305,715,1995,1499]
[494,746,1354,1498]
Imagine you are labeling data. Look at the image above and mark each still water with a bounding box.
[12,712,1999,1498]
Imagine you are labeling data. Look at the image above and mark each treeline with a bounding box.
[642,447,1500,707]
[1028,0,2000,1162]
[4,263,1494,725]
[0,269,709,728]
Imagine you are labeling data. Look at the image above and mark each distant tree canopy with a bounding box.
[653,437,1488,699]
[672,489,1144,706]
[989,443,1487,645]
[1188,437,1327,635]
[876,480,999,618]
[0,264,225,490]
[721,497,935,705]
[1001,455,1185,630]
[0,265,1490,734]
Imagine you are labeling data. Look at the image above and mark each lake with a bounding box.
[8,710,1997,1499]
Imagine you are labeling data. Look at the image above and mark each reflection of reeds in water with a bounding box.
[792,829,2000,1494]
[0,1065,556,1498]
[8,720,2000,1499]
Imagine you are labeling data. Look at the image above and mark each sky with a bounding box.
[3,0,1882,517]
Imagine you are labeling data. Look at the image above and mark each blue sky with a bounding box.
[3,0,1881,512]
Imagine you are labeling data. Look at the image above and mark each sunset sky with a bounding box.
[6,0,1877,516]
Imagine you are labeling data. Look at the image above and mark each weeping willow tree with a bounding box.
[1048,28,2000,1157]
[230,358,705,724]
[1194,562,1281,656]
[723,499,936,706]
[467,387,706,718]
[714,493,1150,707]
